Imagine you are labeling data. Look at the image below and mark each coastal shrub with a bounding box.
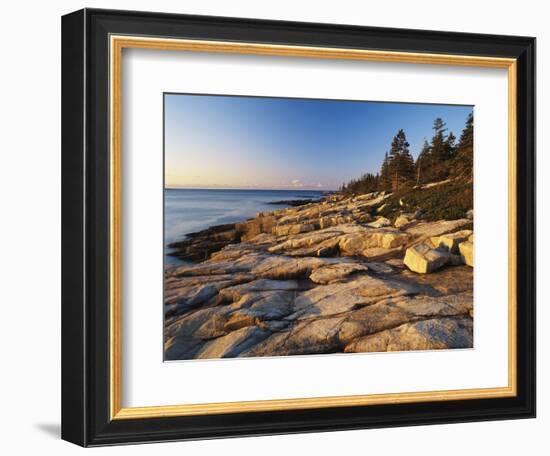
[377,179,473,222]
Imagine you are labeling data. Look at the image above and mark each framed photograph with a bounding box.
[61,8,535,446]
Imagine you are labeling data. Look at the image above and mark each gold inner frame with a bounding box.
[109,35,518,420]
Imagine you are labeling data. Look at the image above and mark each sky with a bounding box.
[165,94,473,190]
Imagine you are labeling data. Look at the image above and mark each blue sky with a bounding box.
[165,94,473,190]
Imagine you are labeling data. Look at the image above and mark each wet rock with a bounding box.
[168,223,241,261]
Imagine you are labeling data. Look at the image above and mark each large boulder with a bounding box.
[238,214,277,241]
[406,219,471,238]
[403,243,461,274]
[431,229,473,253]
[338,229,410,257]
[459,240,474,267]
[379,231,411,249]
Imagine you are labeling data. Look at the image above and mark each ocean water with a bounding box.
[164,188,325,265]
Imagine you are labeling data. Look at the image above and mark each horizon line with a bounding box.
[165,185,337,191]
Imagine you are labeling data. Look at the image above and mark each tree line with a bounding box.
[341,113,473,194]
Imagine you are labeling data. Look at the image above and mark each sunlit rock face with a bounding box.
[165,191,474,360]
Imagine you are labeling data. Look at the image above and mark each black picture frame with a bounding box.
[62,8,536,447]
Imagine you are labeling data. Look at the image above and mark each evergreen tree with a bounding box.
[341,112,474,195]
[430,117,448,162]
[445,132,457,159]
[387,129,414,191]
[379,152,392,191]
[459,112,474,150]
[454,112,474,178]
[400,147,415,185]
[415,139,431,186]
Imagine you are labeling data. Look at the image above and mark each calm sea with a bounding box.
[164,188,325,265]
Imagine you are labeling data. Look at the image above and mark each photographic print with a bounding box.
[163,94,474,361]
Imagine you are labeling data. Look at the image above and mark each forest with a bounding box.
[340,113,473,195]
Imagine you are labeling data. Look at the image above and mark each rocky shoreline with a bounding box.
[164,191,474,360]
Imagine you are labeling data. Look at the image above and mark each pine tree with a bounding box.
[415,139,431,185]
[380,152,391,191]
[455,112,474,178]
[400,147,415,185]
[387,129,414,191]
[459,112,474,150]
[431,117,448,162]
[445,132,457,160]
[341,113,474,195]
